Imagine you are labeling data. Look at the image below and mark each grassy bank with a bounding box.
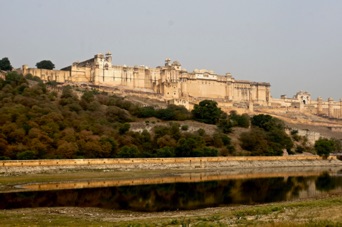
[0,194,341,226]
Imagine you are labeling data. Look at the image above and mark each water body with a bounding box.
[1,171,342,211]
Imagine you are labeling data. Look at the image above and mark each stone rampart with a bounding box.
[1,156,341,176]
[0,155,330,167]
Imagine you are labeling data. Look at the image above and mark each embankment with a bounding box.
[0,155,341,175]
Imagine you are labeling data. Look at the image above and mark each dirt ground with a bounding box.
[1,193,342,226]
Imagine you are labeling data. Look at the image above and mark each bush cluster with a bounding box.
[240,114,293,156]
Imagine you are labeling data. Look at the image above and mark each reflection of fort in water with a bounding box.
[18,170,338,193]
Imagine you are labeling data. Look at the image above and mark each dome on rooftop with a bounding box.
[172,61,181,66]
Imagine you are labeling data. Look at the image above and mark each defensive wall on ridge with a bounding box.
[19,52,271,110]
[18,53,342,118]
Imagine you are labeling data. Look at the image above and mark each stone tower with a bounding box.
[105,52,112,63]
[317,97,323,114]
[328,97,334,118]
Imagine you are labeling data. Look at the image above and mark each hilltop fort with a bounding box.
[20,52,342,119]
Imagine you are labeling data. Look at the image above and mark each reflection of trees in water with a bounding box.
[239,178,293,204]
[287,176,312,198]
[315,172,340,192]
[116,181,234,211]
[2,174,342,211]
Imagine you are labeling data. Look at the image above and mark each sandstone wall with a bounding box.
[1,156,341,177]
[22,66,70,83]
[0,155,338,168]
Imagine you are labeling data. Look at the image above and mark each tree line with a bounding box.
[0,57,55,71]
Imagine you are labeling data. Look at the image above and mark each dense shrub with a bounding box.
[314,138,335,158]
[192,100,222,124]
[181,125,189,131]
[16,150,37,160]
[117,145,140,158]
[156,146,175,157]
[240,114,293,156]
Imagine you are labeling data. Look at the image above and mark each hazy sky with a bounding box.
[1,0,341,100]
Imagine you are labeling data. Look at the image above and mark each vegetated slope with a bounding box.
[0,72,238,160]
[255,108,342,139]
[1,72,309,160]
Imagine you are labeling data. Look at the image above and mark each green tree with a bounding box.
[175,137,198,157]
[119,123,130,135]
[16,150,37,160]
[156,146,175,157]
[0,57,13,71]
[81,90,95,102]
[135,130,153,155]
[80,90,97,110]
[240,128,270,156]
[237,113,250,128]
[192,147,218,157]
[314,138,335,158]
[36,60,55,70]
[181,125,189,131]
[156,104,191,121]
[251,114,284,131]
[5,71,27,86]
[106,106,133,123]
[175,135,205,157]
[217,112,233,133]
[191,100,223,124]
[156,135,177,148]
[117,145,140,158]
[226,111,250,128]
[330,138,342,152]
[135,106,156,118]
[228,110,239,126]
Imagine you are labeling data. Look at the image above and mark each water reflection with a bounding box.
[1,172,342,211]
[315,172,342,191]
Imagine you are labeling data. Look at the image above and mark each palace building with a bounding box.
[21,52,270,109]
[20,52,342,118]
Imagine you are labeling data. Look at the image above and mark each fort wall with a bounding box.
[19,53,271,111]
[22,65,70,83]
